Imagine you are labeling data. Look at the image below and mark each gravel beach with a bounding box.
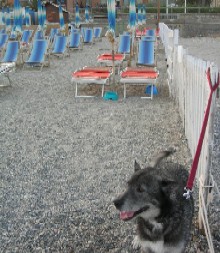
[0,36,219,253]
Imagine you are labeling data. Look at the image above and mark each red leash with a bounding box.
[184,67,220,199]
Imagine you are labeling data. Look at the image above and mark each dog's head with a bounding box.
[113,151,176,221]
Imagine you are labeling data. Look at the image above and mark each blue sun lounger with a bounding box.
[51,35,69,58]
[83,28,93,44]
[0,41,19,85]
[69,32,82,50]
[120,39,158,99]
[34,30,44,40]
[93,27,102,42]
[21,30,33,44]
[0,33,8,52]
[118,34,131,55]
[23,39,49,71]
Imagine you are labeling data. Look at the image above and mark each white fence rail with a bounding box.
[159,22,219,253]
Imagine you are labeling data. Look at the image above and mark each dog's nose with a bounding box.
[113,198,123,210]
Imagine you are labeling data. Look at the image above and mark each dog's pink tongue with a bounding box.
[120,211,135,220]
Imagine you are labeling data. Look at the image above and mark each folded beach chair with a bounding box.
[23,39,49,71]
[82,28,93,44]
[93,27,102,42]
[118,34,131,55]
[68,31,82,50]
[50,35,69,58]
[137,38,156,67]
[71,66,112,98]
[120,39,158,99]
[0,41,19,85]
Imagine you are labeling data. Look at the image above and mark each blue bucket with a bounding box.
[145,85,158,95]
[103,91,119,101]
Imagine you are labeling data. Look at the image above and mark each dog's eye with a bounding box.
[137,186,145,193]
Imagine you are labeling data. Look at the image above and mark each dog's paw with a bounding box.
[132,236,141,249]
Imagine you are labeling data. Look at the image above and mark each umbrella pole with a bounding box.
[128,30,134,67]
[112,41,115,84]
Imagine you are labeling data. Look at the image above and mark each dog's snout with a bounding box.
[113,198,124,210]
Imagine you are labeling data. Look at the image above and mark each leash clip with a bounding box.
[183,187,192,199]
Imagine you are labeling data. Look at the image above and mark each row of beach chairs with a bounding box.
[0,26,159,99]
[0,26,103,85]
[72,29,159,99]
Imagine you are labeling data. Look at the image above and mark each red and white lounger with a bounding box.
[120,67,159,99]
[71,66,112,98]
[97,53,125,74]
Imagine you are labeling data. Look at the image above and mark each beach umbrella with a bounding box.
[106,0,116,86]
[128,0,136,31]
[142,5,146,24]
[0,11,3,25]
[2,8,6,25]
[128,0,136,53]
[85,5,89,23]
[75,4,80,28]
[107,0,116,34]
[38,0,43,30]
[5,7,11,32]
[14,0,22,33]
[42,5,46,28]
[25,7,31,26]
[58,2,65,31]
[137,4,143,25]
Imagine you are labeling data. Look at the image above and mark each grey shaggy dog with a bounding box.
[113,150,194,253]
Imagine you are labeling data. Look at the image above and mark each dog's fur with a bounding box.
[113,150,194,253]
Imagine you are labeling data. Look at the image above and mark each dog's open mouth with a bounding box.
[120,211,135,221]
[120,206,149,221]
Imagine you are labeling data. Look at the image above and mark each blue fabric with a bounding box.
[138,39,154,65]
[34,30,44,40]
[52,36,67,54]
[93,27,102,38]
[129,0,136,29]
[107,0,116,33]
[27,39,47,63]
[83,29,93,43]
[69,32,80,48]
[59,4,65,30]
[21,30,32,43]
[146,29,155,39]
[14,0,22,32]
[0,34,8,48]
[2,41,19,62]
[50,28,58,40]
[118,34,130,54]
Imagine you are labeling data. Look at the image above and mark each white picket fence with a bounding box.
[159,22,219,253]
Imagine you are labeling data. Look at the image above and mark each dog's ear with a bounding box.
[134,160,141,171]
[150,149,175,168]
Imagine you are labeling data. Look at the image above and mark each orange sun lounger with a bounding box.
[71,67,112,98]
[120,67,159,99]
[97,53,125,74]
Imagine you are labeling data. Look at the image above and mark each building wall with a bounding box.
[45,4,69,23]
